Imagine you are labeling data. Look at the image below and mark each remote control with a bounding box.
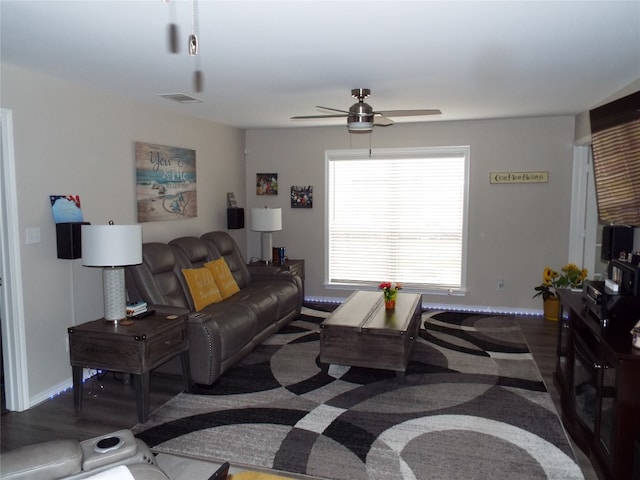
[132,309,155,319]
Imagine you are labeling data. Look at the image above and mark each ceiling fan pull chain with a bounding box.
[165,0,179,53]
[189,0,204,92]
[189,0,198,56]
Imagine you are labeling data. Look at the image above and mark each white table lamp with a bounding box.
[82,222,142,324]
[251,207,282,263]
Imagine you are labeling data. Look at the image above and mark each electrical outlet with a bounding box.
[497,279,504,291]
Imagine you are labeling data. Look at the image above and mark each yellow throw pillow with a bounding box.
[182,267,223,311]
[205,258,240,299]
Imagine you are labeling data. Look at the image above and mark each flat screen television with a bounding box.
[589,90,640,226]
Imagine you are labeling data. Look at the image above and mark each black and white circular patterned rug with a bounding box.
[134,307,584,480]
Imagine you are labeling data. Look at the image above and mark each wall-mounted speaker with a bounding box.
[227,208,245,229]
[601,225,634,261]
[56,222,90,259]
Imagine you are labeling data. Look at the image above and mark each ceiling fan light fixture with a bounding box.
[347,119,374,133]
[347,101,374,133]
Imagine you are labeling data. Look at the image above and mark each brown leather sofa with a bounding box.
[0,430,168,480]
[125,231,303,386]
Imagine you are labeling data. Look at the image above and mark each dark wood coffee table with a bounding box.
[68,313,191,423]
[319,290,422,382]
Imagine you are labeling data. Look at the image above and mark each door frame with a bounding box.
[569,145,599,281]
[1,108,29,411]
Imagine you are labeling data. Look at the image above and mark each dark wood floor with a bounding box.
[0,314,599,479]
[516,316,599,480]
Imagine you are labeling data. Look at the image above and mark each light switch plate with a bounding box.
[25,227,41,244]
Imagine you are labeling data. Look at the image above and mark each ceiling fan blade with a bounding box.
[291,114,348,120]
[316,105,350,114]
[374,115,394,126]
[378,109,442,117]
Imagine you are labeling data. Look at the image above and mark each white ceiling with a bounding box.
[2,1,639,130]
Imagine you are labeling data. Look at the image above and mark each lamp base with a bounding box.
[102,267,130,324]
[105,318,134,326]
[260,231,273,264]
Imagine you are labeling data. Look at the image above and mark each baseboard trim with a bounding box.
[304,296,542,317]
[30,369,101,409]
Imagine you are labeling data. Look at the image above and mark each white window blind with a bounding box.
[326,147,469,292]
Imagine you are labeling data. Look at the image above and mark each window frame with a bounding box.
[324,146,470,295]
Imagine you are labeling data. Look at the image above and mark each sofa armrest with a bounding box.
[186,314,222,385]
[0,440,82,480]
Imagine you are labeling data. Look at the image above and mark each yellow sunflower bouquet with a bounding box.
[533,263,588,301]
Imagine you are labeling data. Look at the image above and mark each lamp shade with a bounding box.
[81,224,142,266]
[251,208,282,232]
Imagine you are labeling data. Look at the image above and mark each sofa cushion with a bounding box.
[182,268,223,311]
[169,236,216,268]
[251,280,300,320]
[201,231,252,288]
[126,243,191,310]
[205,259,241,299]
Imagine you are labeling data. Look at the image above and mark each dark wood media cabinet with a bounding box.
[555,290,640,480]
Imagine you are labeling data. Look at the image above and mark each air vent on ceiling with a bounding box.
[158,93,203,104]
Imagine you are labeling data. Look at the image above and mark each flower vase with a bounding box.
[543,297,560,321]
[384,290,397,310]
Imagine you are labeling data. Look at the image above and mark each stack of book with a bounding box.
[126,301,148,317]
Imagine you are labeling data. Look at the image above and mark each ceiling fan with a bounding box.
[291,88,441,133]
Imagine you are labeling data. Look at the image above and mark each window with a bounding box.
[589,90,640,226]
[326,146,469,293]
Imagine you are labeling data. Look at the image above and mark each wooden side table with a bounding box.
[68,313,190,423]
[280,259,305,286]
[250,259,305,293]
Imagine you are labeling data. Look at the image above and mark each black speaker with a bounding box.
[56,222,90,259]
[227,208,245,229]
[601,225,634,261]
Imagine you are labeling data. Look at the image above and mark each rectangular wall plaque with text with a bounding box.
[490,171,548,184]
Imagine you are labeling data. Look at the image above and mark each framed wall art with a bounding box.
[291,185,312,208]
[257,173,278,195]
[135,142,197,223]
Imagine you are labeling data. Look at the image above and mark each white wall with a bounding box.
[246,116,576,312]
[0,60,580,406]
[1,63,247,405]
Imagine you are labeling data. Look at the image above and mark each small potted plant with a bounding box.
[533,263,588,320]
[379,281,402,310]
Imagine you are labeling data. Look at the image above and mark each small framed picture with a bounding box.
[291,185,313,208]
[257,173,278,195]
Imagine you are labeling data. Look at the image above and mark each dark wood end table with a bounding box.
[249,258,305,295]
[68,313,191,423]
